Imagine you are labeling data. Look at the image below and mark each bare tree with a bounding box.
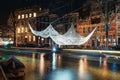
[7,11,16,46]
[97,0,116,49]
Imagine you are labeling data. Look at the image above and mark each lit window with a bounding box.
[113,39,116,42]
[33,12,36,17]
[29,36,31,42]
[21,27,24,33]
[26,14,28,18]
[108,39,111,42]
[25,27,28,32]
[25,36,28,38]
[18,15,20,19]
[41,38,44,41]
[33,36,36,41]
[22,14,24,19]
[39,8,41,11]
[18,28,20,33]
[29,13,32,17]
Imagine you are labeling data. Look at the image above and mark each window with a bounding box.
[103,36,105,43]
[108,35,112,43]
[118,25,120,29]
[29,36,31,42]
[83,27,85,33]
[29,13,32,17]
[117,16,120,19]
[88,27,90,33]
[26,14,28,18]
[91,18,101,24]
[33,12,36,17]
[25,27,28,32]
[17,28,20,33]
[21,27,24,33]
[25,36,28,38]
[102,26,105,31]
[33,36,36,41]
[39,8,42,11]
[18,15,20,19]
[97,26,100,31]
[22,14,24,19]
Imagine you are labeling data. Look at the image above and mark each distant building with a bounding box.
[115,0,120,46]
[7,6,49,47]
[77,1,116,49]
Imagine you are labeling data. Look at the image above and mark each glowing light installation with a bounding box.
[28,23,96,45]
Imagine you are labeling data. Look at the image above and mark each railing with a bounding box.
[0,65,8,80]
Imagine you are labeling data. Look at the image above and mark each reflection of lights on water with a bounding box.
[84,58,88,71]
[78,57,88,80]
[79,59,84,74]
[57,55,61,68]
[32,53,35,63]
[52,52,56,70]
[112,63,117,80]
[99,57,102,67]
[58,55,61,60]
[103,58,107,67]
[112,63,117,72]
[102,58,108,76]
[31,53,35,70]
[32,53,35,58]
[39,53,45,77]
[50,69,76,80]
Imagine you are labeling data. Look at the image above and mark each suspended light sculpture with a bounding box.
[28,22,96,45]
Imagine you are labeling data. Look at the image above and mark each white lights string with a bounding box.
[28,22,96,45]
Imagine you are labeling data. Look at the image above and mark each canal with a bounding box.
[0,49,120,80]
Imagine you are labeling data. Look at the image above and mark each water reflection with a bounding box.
[52,52,56,70]
[112,63,117,80]
[48,69,77,80]
[1,51,120,80]
[32,54,35,70]
[78,56,92,80]
[57,55,61,68]
[39,53,45,77]
[99,57,102,67]
[78,58,84,79]
[102,58,108,76]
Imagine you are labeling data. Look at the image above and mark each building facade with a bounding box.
[115,1,120,47]
[77,1,116,49]
[8,6,50,47]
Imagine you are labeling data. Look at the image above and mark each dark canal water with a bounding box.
[1,50,120,80]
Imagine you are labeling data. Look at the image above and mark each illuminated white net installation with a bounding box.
[28,23,60,38]
[28,23,51,38]
[28,22,96,45]
[50,24,97,45]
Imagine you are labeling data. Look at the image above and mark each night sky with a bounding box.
[0,0,88,24]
